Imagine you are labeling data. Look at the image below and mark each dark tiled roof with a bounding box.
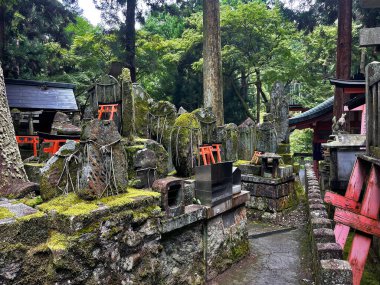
[289,96,334,126]
[329,78,365,88]
[5,79,78,111]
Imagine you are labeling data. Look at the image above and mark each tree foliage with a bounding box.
[0,0,377,124]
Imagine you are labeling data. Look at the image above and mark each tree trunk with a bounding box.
[125,0,136,82]
[240,69,248,99]
[333,0,352,119]
[0,5,5,63]
[255,69,261,123]
[0,65,29,196]
[203,0,224,126]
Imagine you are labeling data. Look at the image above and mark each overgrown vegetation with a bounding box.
[2,0,379,124]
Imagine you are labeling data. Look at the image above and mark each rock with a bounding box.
[217,123,239,161]
[120,68,135,138]
[51,111,81,135]
[192,108,217,144]
[256,113,278,153]
[177,106,188,115]
[77,120,128,199]
[270,82,289,143]
[238,118,256,161]
[0,182,39,199]
[124,138,169,188]
[171,113,201,177]
[40,140,79,201]
[0,202,37,218]
[148,100,177,148]
[133,84,153,138]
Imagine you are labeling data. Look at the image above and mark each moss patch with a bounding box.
[19,196,43,207]
[0,207,14,219]
[99,188,160,208]
[38,188,160,217]
[294,180,306,202]
[233,160,251,166]
[16,211,45,221]
[47,231,69,251]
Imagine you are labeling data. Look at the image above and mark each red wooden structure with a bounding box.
[324,63,380,285]
[98,104,119,121]
[199,144,222,165]
[324,157,380,285]
[16,136,39,157]
[43,139,79,155]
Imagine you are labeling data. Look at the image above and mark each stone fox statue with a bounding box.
[332,113,347,135]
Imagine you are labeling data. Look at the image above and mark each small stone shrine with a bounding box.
[321,134,366,193]
[239,112,296,219]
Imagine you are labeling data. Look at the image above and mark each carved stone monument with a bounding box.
[256,113,278,153]
[270,82,289,143]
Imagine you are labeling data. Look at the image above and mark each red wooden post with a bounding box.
[16,136,40,157]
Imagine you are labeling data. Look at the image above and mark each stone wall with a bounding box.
[305,165,353,285]
[0,189,249,285]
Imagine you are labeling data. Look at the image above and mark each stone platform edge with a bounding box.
[305,165,353,285]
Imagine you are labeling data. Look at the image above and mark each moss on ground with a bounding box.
[0,207,14,219]
[343,232,380,285]
[294,180,306,203]
[38,188,160,217]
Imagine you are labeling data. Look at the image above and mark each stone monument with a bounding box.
[270,82,289,143]
[256,113,278,153]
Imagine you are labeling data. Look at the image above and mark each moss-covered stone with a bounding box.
[47,231,69,251]
[0,207,14,219]
[280,153,293,165]
[278,143,291,154]
[39,142,79,201]
[217,123,239,161]
[293,162,300,174]
[123,138,169,183]
[148,100,177,149]
[171,113,201,177]
[38,189,160,217]
[192,108,217,144]
[233,160,251,167]
[133,84,152,138]
[18,196,43,208]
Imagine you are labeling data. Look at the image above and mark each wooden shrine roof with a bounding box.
[5,78,78,111]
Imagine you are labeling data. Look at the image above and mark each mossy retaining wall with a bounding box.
[0,190,248,285]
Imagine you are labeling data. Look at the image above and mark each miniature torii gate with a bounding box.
[324,61,380,285]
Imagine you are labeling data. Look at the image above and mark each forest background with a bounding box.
[0,0,379,153]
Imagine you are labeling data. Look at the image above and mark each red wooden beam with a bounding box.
[343,87,365,94]
[348,233,372,285]
[346,159,368,201]
[334,223,351,248]
[334,208,380,237]
[324,191,361,214]
[361,165,380,219]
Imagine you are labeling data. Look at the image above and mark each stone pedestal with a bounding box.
[242,174,296,215]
